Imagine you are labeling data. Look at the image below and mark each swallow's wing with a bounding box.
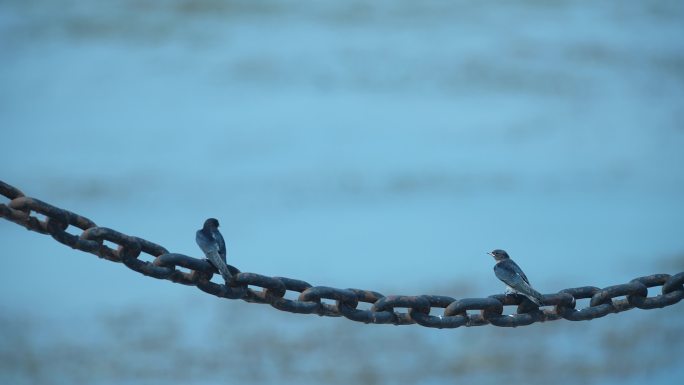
[494,260,530,287]
[206,249,232,283]
[494,260,543,305]
[196,229,232,283]
[196,229,218,255]
[507,259,530,284]
[214,229,227,263]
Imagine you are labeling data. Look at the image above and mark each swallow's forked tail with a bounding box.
[206,251,233,285]
[527,288,544,306]
[217,266,233,285]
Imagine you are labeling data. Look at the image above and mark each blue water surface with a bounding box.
[1,1,683,384]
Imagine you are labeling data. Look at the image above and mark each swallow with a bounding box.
[488,249,543,306]
[196,218,233,284]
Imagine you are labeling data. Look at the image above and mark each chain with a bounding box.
[1,180,682,328]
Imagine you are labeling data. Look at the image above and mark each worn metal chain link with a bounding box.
[1,180,683,328]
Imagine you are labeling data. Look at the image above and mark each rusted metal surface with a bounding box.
[1,179,683,328]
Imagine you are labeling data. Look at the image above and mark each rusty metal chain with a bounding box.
[1,180,683,328]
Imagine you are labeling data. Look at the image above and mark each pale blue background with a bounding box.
[1,1,683,384]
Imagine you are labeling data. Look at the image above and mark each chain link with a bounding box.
[1,180,683,328]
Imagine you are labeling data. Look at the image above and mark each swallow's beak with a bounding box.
[486,252,493,257]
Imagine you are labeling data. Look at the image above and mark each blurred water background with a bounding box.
[1,1,684,384]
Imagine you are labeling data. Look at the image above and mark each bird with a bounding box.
[487,249,544,306]
[196,218,233,284]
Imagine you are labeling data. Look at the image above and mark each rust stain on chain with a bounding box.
[1,180,683,328]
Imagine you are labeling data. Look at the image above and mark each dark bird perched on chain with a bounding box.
[488,249,544,306]
[196,218,232,284]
